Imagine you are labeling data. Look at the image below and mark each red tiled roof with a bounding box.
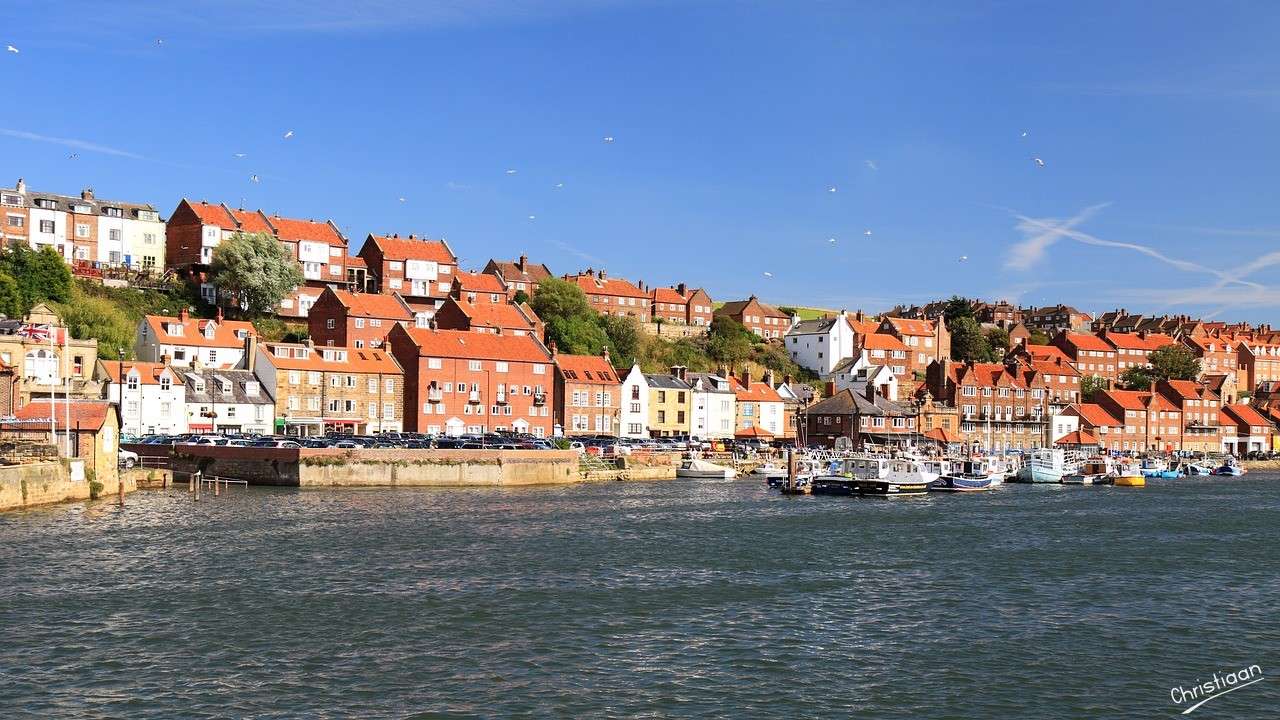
[848,318,880,335]
[1055,430,1099,446]
[345,255,367,268]
[566,273,649,299]
[1160,379,1208,401]
[731,377,784,403]
[331,290,412,320]
[956,362,1024,388]
[450,300,535,331]
[652,287,688,304]
[15,401,111,431]
[453,270,506,294]
[1070,403,1122,427]
[1030,358,1080,377]
[226,207,273,234]
[144,315,256,349]
[1062,332,1113,352]
[100,361,178,386]
[555,354,619,383]
[1103,331,1177,351]
[187,200,235,229]
[262,344,401,374]
[1024,344,1073,364]
[368,234,456,264]
[861,333,908,352]
[1103,389,1178,412]
[401,327,550,363]
[267,215,343,244]
[885,317,934,336]
[923,427,963,443]
[1224,404,1270,427]
[735,425,775,438]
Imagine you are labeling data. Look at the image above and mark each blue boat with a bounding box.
[1139,457,1182,478]
[929,459,995,492]
[1213,458,1246,476]
[1011,448,1067,483]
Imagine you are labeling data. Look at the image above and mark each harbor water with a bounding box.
[1,475,1278,718]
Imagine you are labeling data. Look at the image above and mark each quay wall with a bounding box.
[0,461,137,512]
[1243,460,1280,471]
[170,446,581,487]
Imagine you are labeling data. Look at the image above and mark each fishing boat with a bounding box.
[1213,457,1246,477]
[1181,462,1215,476]
[751,463,789,483]
[1062,458,1114,485]
[929,458,997,492]
[810,456,930,497]
[1140,457,1182,479]
[1111,459,1145,487]
[1012,448,1068,483]
[677,459,737,479]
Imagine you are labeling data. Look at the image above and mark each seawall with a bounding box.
[0,461,137,512]
[171,447,583,487]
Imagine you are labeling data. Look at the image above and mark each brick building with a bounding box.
[1052,331,1119,384]
[925,358,1050,452]
[1155,379,1221,453]
[877,316,950,381]
[553,349,622,436]
[1236,340,1280,393]
[1221,404,1274,454]
[254,342,404,435]
[358,234,458,322]
[1091,388,1182,453]
[308,287,414,349]
[714,296,791,339]
[730,369,785,438]
[564,269,650,319]
[650,283,714,327]
[432,299,540,337]
[483,255,554,300]
[135,309,256,369]
[1099,330,1177,375]
[804,386,916,449]
[1005,342,1081,408]
[1025,304,1091,334]
[1181,333,1239,380]
[386,324,553,437]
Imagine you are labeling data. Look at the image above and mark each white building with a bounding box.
[619,364,649,438]
[0,180,165,269]
[135,309,257,369]
[179,368,275,435]
[1050,411,1080,444]
[831,360,899,401]
[98,360,187,436]
[785,312,864,376]
[685,370,736,440]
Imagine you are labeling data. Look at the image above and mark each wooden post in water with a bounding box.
[213,475,220,496]
[194,471,201,501]
[117,473,125,507]
[188,471,194,494]
[786,447,796,493]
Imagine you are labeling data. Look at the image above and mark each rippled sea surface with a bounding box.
[2,475,1279,718]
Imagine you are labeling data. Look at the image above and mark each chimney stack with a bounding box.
[178,307,189,322]
[215,306,224,323]
[15,178,26,194]
[865,383,876,402]
[549,339,557,358]
[716,364,728,378]
[602,346,610,364]
[518,254,528,271]
[81,188,94,201]
[738,366,751,387]
[825,380,836,397]
[676,282,687,296]
[764,369,775,387]
[598,269,607,280]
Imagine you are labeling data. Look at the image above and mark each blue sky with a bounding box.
[4,1,1280,321]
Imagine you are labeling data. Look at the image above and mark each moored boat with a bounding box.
[1213,458,1246,477]
[1063,458,1114,485]
[929,458,997,492]
[810,456,930,497]
[1111,460,1145,487]
[752,463,789,483]
[677,459,737,479]
[1182,462,1215,476]
[1012,448,1068,483]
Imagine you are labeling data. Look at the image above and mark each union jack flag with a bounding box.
[18,324,51,342]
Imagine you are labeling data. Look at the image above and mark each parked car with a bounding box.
[118,449,139,469]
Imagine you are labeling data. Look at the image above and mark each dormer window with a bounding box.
[235,330,247,339]
[103,207,122,218]
[203,324,216,339]
[274,346,289,358]
[245,381,259,396]
[159,375,171,391]
[220,381,232,395]
[72,203,91,214]
[34,198,57,209]
[167,323,183,336]
[126,372,139,391]
[193,379,205,392]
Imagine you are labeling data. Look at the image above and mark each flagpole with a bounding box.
[63,325,70,457]
[47,323,55,451]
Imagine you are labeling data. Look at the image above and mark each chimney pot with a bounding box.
[178,307,189,322]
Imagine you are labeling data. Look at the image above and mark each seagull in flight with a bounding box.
[827,186,837,193]
[283,130,294,139]
[67,153,78,160]
[249,174,260,183]
[828,237,837,244]
[233,152,246,159]
[763,271,773,278]
[5,45,18,54]
[398,197,406,203]
[528,215,537,220]
[1033,157,1045,168]
[959,255,969,262]
[1021,130,1029,138]
[553,182,564,189]
[864,229,872,236]
[865,160,878,171]
[603,136,614,143]
[505,169,518,175]
[156,38,164,46]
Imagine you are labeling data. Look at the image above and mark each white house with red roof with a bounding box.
[785,310,874,376]
[134,309,256,369]
[730,369,784,438]
[97,359,187,436]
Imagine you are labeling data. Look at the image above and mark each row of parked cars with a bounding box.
[123,432,562,451]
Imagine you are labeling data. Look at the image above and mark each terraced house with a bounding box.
[135,309,256,369]
[98,360,186,437]
[1181,332,1240,380]
[307,288,414,349]
[482,254,554,299]
[650,283,714,327]
[553,349,621,437]
[565,269,650,319]
[925,358,1051,452]
[804,385,916,449]
[358,234,458,322]
[1155,379,1221,453]
[1091,389,1183,453]
[715,296,792,339]
[179,367,275,436]
[1051,331,1119,384]
[877,316,949,382]
[731,370,785,440]
[255,341,404,436]
[646,374,692,437]
[1098,330,1176,373]
[387,325,553,437]
[1236,340,1280,393]
[1,178,165,270]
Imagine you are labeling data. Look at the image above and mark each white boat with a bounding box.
[750,463,788,481]
[1062,458,1115,485]
[677,459,737,479]
[1012,448,1067,483]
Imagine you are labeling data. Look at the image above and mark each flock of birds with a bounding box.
[4,37,1033,284]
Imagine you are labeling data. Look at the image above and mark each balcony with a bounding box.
[495,391,508,404]
[533,392,546,406]
[427,389,443,402]
[468,390,481,404]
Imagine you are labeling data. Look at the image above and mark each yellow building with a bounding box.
[645,373,692,437]
[0,303,100,405]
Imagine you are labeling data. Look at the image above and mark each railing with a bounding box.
[427,390,443,402]
[467,391,481,404]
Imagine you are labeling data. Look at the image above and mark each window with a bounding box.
[6,215,22,227]
[383,402,394,419]
[39,220,54,233]
[109,228,121,242]
[385,379,395,393]
[326,318,336,329]
[368,378,378,394]
[75,224,89,238]
[495,362,508,373]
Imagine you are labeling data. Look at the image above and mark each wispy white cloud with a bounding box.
[552,239,606,267]
[0,127,145,159]
[1004,203,1109,270]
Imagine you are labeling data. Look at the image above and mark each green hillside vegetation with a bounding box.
[777,305,840,321]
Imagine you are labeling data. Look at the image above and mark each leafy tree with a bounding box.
[546,314,610,355]
[0,246,72,312]
[985,327,1011,360]
[51,287,135,359]
[0,272,23,318]
[530,277,590,321]
[209,232,304,317]
[598,314,641,366]
[943,296,975,325]
[511,289,530,305]
[949,316,991,362]
[1028,328,1051,346]
[1119,345,1201,389]
[1081,375,1109,400]
[710,314,756,344]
